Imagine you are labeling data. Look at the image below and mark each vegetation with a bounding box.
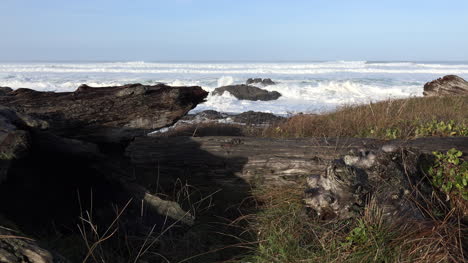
[154,96,468,140]
[4,96,467,262]
[237,184,466,263]
[262,95,468,139]
[428,148,468,220]
[41,183,252,263]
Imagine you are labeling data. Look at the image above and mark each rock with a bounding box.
[230,111,284,125]
[304,146,428,220]
[0,83,208,143]
[423,75,468,96]
[182,110,226,122]
[182,110,283,125]
[212,84,281,101]
[246,78,276,86]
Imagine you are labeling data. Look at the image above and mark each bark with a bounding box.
[0,84,207,143]
[126,136,468,188]
[0,216,68,263]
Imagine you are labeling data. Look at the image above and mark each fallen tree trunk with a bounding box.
[0,84,209,261]
[126,136,468,188]
[0,84,208,143]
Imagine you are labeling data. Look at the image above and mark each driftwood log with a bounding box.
[127,136,468,222]
[0,84,207,143]
[1,82,467,261]
[126,136,468,188]
[0,84,207,261]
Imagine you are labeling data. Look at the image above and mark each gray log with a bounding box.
[126,136,468,189]
[0,84,207,143]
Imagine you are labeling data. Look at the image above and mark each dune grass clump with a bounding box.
[263,95,468,139]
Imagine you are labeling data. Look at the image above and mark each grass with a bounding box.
[235,146,467,263]
[3,96,467,262]
[39,182,253,263]
[262,95,468,139]
[154,96,468,140]
[237,185,466,263]
[3,162,466,262]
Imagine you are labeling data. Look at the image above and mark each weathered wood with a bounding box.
[0,84,207,143]
[0,216,68,263]
[0,85,209,261]
[126,136,468,188]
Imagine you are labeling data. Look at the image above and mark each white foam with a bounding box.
[2,61,468,75]
[217,76,234,87]
[195,80,421,115]
[1,61,467,114]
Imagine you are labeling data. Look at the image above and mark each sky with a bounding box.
[1,0,467,61]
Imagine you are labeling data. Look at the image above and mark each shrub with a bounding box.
[416,120,468,137]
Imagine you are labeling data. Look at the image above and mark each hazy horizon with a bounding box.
[2,60,468,63]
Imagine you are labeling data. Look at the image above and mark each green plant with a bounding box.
[384,127,400,139]
[429,148,468,200]
[415,120,468,137]
[342,219,369,247]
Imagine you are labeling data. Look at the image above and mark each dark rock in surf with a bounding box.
[246,78,276,86]
[182,110,283,125]
[182,110,226,122]
[423,75,468,96]
[230,111,284,125]
[212,84,281,101]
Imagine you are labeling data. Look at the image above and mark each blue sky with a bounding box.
[1,0,467,61]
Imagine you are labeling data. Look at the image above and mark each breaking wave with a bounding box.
[1,61,467,114]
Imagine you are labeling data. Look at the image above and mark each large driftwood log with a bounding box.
[0,84,209,261]
[0,84,207,143]
[126,136,468,188]
[127,136,468,224]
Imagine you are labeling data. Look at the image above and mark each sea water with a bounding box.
[1,61,468,115]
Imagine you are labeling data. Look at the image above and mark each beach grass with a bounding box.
[236,184,466,263]
[262,95,468,139]
[157,95,468,140]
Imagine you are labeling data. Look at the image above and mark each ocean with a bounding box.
[1,61,468,115]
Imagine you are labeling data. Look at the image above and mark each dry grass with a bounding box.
[262,95,468,139]
[43,182,252,263]
[238,185,466,263]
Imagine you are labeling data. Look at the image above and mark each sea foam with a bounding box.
[1,61,467,114]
